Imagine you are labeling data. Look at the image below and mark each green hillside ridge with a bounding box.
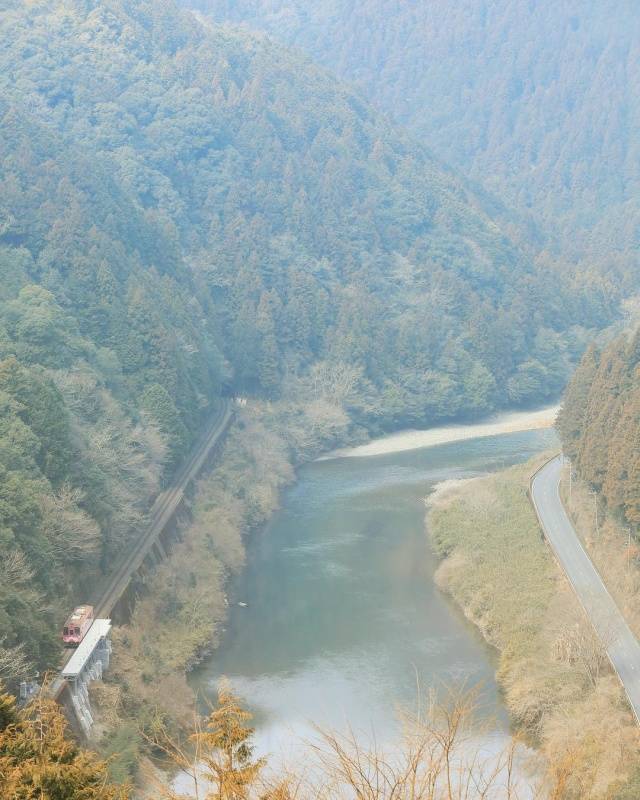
[558,328,640,527]
[0,0,608,680]
[0,0,603,416]
[187,0,640,279]
[0,109,224,673]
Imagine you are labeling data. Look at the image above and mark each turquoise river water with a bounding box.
[188,426,557,767]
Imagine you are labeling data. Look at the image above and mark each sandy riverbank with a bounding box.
[322,404,560,459]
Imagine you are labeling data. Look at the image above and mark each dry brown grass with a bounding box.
[428,457,640,798]
[148,685,545,800]
[560,471,640,640]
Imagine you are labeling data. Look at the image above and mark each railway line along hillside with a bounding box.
[0,0,600,694]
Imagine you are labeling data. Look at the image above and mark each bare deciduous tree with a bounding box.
[0,638,32,682]
[309,361,363,406]
[310,687,539,800]
[40,484,101,561]
[152,685,545,800]
[0,551,38,680]
[553,619,612,688]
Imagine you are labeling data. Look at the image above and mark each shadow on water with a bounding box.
[188,427,557,761]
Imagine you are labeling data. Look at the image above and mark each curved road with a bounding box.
[531,455,640,723]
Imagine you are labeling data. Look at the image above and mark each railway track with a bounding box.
[55,399,233,685]
[93,399,233,618]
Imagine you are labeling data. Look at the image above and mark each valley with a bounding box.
[0,1,639,798]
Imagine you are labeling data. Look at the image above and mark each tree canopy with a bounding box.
[0,0,600,424]
[0,0,613,679]
[0,686,128,799]
[558,330,640,526]
[187,0,640,287]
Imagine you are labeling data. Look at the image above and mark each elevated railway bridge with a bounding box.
[51,399,234,734]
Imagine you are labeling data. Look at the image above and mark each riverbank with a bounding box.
[96,400,559,789]
[94,407,293,782]
[325,405,559,459]
[95,396,356,785]
[427,460,640,798]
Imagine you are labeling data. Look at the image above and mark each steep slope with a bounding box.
[0,0,604,675]
[188,0,640,277]
[0,0,606,416]
[558,330,640,526]
[0,107,224,671]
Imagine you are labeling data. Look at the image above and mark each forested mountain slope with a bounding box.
[0,0,608,676]
[188,0,640,276]
[1,0,606,418]
[0,107,223,673]
[558,330,640,526]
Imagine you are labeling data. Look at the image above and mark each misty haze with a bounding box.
[0,2,639,798]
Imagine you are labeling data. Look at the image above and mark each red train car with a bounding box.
[62,605,94,647]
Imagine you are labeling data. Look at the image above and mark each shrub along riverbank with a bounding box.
[96,403,557,788]
[93,393,359,785]
[427,458,640,799]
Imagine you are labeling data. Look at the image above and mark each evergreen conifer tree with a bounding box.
[0,688,127,799]
[192,679,265,800]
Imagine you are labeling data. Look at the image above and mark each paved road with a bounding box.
[531,455,640,722]
[53,399,233,694]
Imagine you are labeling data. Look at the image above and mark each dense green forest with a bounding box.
[186,0,640,277]
[0,107,224,675]
[558,329,640,528]
[0,0,619,681]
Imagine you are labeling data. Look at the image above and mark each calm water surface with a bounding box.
[189,428,557,762]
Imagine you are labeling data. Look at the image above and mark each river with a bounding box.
[188,423,557,770]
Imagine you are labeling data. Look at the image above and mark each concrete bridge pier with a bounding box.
[152,538,168,562]
[62,619,112,738]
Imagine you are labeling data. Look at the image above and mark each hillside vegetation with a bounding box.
[0,0,605,678]
[0,0,604,418]
[0,113,221,672]
[189,0,640,278]
[558,329,640,527]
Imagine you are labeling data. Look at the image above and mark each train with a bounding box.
[62,605,94,647]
